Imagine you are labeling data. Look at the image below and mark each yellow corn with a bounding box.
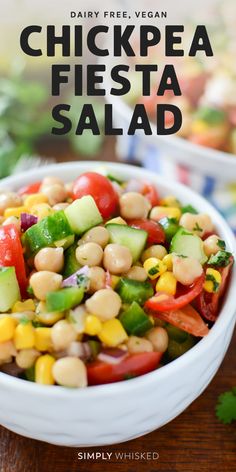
[35,328,52,351]
[191,120,210,134]
[111,275,120,289]
[162,254,173,271]
[159,195,180,208]
[31,203,52,220]
[36,302,64,326]
[24,193,48,209]
[155,272,177,296]
[14,322,35,350]
[204,268,222,294]
[0,316,16,343]
[106,217,127,225]
[143,257,167,280]
[12,299,35,313]
[84,315,102,336]
[4,206,27,218]
[150,206,181,221]
[35,354,55,385]
[98,319,128,347]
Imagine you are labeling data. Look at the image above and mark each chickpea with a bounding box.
[76,242,103,267]
[172,255,203,286]
[127,336,153,354]
[141,245,167,263]
[179,213,214,237]
[0,192,22,215]
[119,192,151,219]
[52,357,87,388]
[30,271,62,301]
[53,203,69,211]
[41,176,64,187]
[85,289,121,321]
[41,184,67,206]
[103,243,132,275]
[88,267,106,293]
[3,216,21,231]
[16,349,40,369]
[68,305,87,334]
[125,266,147,282]
[51,320,77,351]
[78,226,109,248]
[0,341,16,361]
[34,247,64,273]
[146,327,168,353]
[203,235,223,257]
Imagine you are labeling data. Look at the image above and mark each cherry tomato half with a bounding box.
[145,274,204,312]
[87,352,162,385]
[18,181,41,196]
[141,183,160,207]
[127,219,165,245]
[152,304,209,337]
[73,172,119,219]
[0,224,28,296]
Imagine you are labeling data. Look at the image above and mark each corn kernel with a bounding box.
[106,217,127,225]
[150,206,181,222]
[31,203,52,220]
[159,195,180,208]
[35,354,55,385]
[4,206,27,218]
[35,328,52,351]
[155,272,177,296]
[36,302,64,326]
[98,319,128,347]
[12,299,35,313]
[191,120,210,134]
[25,193,48,209]
[14,322,35,350]
[143,257,167,280]
[111,275,120,289]
[204,268,222,293]
[0,317,16,343]
[162,254,173,271]
[84,315,102,336]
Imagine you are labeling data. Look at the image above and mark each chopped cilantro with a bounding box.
[181,205,198,215]
[205,274,220,292]
[19,316,30,325]
[208,251,232,268]
[149,267,159,276]
[32,320,44,328]
[216,388,236,424]
[168,217,178,224]
[27,285,34,296]
[217,239,226,250]
[76,274,90,290]
[193,222,203,232]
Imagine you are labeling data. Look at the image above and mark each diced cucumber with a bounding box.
[170,227,207,264]
[159,217,179,243]
[119,301,153,336]
[65,196,103,235]
[63,243,81,278]
[24,211,73,254]
[46,287,84,312]
[106,224,147,262]
[116,278,154,305]
[54,234,75,250]
[0,267,20,312]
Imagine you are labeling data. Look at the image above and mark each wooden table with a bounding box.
[0,139,235,472]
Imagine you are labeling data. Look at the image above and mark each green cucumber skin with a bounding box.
[63,243,81,278]
[119,301,152,336]
[159,217,179,244]
[25,211,73,254]
[46,287,84,312]
[170,227,207,264]
[116,278,154,305]
[65,196,103,235]
[106,224,147,262]
[0,267,20,312]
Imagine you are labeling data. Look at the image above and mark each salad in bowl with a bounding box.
[0,164,233,389]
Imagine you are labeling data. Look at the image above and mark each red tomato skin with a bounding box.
[127,219,165,245]
[141,183,160,207]
[153,304,209,337]
[18,181,41,196]
[87,352,162,385]
[0,224,28,296]
[145,274,204,312]
[72,172,118,219]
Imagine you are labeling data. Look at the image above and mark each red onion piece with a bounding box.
[62,266,89,288]
[98,348,128,365]
[67,341,91,360]
[20,213,38,232]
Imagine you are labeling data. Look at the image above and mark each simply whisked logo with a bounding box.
[77,451,159,461]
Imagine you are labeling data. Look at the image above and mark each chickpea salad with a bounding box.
[0,171,233,388]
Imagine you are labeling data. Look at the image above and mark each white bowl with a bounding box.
[0,161,235,447]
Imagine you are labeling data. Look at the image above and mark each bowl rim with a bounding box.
[0,160,235,398]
